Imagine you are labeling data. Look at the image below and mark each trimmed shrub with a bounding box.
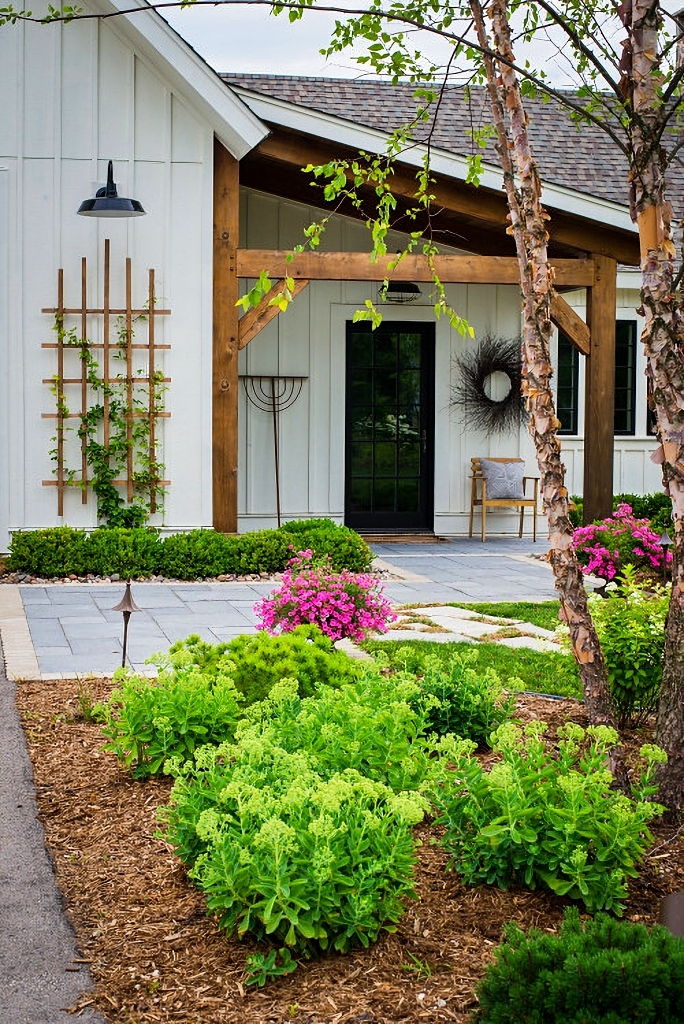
[474,907,684,1024]
[8,526,89,577]
[159,529,236,579]
[568,492,673,533]
[6,521,373,579]
[86,527,162,578]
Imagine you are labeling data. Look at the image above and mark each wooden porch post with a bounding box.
[213,139,240,533]
[583,254,617,524]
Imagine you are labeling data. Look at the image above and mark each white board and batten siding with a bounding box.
[0,8,216,550]
[239,193,665,535]
[238,188,539,535]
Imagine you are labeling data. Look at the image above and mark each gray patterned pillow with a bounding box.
[480,459,525,499]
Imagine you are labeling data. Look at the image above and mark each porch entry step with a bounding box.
[358,532,450,543]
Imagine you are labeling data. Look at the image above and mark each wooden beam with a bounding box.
[213,140,240,534]
[238,279,309,349]
[236,249,596,287]
[583,254,617,524]
[550,293,591,356]
[253,131,641,266]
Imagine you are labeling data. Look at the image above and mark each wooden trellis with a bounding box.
[42,239,171,516]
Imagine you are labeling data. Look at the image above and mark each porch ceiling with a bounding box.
[239,127,641,267]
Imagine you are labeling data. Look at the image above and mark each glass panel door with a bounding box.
[345,321,435,530]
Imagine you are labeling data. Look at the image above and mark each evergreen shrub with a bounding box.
[86,527,162,578]
[8,526,89,577]
[162,625,360,705]
[7,521,372,578]
[474,907,684,1024]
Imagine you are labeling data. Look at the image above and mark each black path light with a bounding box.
[77,160,146,218]
[659,526,672,584]
[112,580,141,668]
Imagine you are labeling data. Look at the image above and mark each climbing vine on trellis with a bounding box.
[42,240,171,526]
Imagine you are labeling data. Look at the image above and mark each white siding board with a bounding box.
[171,95,205,163]
[165,160,207,527]
[61,21,97,160]
[0,168,9,549]
[0,24,21,156]
[245,191,279,249]
[134,56,169,162]
[23,22,59,159]
[98,26,133,160]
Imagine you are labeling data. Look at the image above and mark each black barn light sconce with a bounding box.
[380,280,421,304]
[77,160,146,218]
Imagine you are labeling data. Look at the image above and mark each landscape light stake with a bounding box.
[112,580,141,668]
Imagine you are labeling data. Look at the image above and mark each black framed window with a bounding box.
[557,330,579,435]
[557,320,639,436]
[614,320,637,435]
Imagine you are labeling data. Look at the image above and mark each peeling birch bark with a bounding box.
[626,0,684,819]
[471,0,616,728]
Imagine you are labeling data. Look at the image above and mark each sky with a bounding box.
[161,2,577,83]
[161,1,683,85]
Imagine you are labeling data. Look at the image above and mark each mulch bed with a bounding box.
[15,679,684,1024]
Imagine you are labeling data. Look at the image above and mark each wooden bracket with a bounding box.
[238,279,309,349]
[550,293,591,355]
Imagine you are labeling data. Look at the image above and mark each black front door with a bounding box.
[345,321,435,531]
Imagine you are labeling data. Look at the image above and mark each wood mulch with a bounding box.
[15,679,684,1024]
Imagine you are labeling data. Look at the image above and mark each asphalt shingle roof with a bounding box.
[222,73,683,212]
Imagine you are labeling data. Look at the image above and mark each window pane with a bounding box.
[557,331,579,435]
[614,321,636,436]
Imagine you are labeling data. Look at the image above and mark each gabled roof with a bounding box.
[87,0,268,159]
[222,74,683,224]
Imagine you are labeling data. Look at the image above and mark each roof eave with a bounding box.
[87,0,268,159]
[232,85,636,234]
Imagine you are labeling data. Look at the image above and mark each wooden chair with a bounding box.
[469,457,539,542]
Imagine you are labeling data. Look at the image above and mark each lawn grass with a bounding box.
[363,638,582,700]
[449,600,562,632]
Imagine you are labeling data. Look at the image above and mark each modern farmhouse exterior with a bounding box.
[0,0,664,551]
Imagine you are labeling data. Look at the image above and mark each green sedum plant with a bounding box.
[393,647,514,744]
[100,663,242,778]
[163,735,427,955]
[432,722,666,914]
[474,906,684,1024]
[234,672,438,793]
[587,568,668,727]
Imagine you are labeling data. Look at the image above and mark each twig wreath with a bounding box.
[451,334,526,434]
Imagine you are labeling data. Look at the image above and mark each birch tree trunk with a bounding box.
[471,0,616,727]
[626,0,684,819]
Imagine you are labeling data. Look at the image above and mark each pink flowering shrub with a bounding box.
[254,550,396,642]
[573,503,672,581]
